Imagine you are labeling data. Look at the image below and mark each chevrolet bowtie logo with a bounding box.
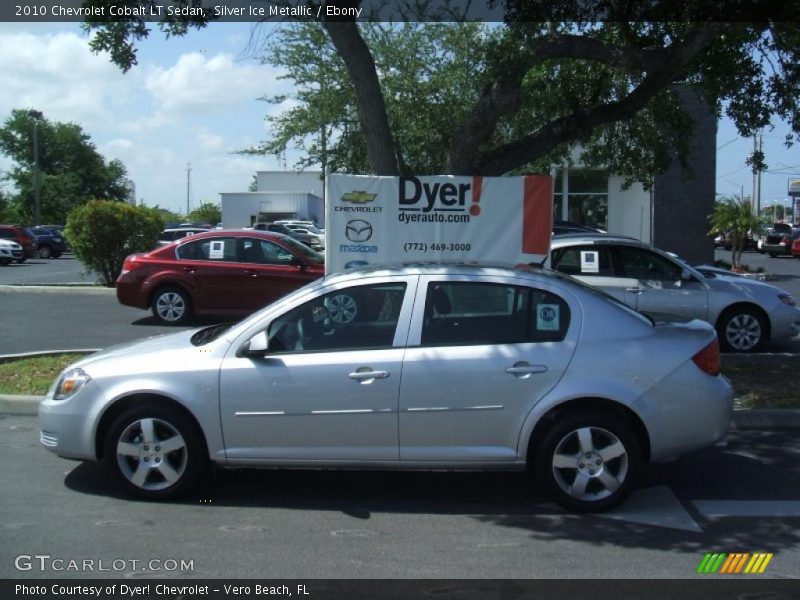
[345,220,373,243]
[341,191,377,204]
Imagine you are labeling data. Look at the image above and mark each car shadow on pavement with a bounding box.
[63,432,800,552]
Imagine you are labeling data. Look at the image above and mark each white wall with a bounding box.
[220,192,324,228]
[607,177,651,243]
[256,171,323,197]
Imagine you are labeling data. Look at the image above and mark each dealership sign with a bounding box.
[325,174,552,274]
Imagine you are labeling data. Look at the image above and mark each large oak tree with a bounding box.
[83,1,799,181]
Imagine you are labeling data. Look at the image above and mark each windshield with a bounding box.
[281,235,324,264]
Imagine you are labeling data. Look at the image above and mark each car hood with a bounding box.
[70,329,201,371]
[703,271,789,298]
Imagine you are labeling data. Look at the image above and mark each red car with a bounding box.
[792,236,800,258]
[0,224,38,261]
[117,230,325,324]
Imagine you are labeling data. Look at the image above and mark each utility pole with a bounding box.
[186,162,192,216]
[752,132,763,215]
[28,110,44,226]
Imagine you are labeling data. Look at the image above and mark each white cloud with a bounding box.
[197,133,225,152]
[0,30,139,127]
[145,52,279,115]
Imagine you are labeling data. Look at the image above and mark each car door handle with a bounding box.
[625,287,643,294]
[505,363,548,378]
[181,267,195,274]
[348,369,389,383]
[242,269,260,278]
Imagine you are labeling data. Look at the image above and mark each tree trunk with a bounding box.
[323,20,400,176]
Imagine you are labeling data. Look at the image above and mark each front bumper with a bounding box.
[39,387,101,461]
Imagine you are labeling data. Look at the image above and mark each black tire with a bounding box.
[15,257,26,263]
[0,259,10,266]
[104,403,207,501]
[534,409,642,512]
[38,245,52,259]
[768,253,777,258]
[716,307,766,353]
[151,286,192,325]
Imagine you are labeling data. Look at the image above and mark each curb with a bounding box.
[0,284,115,294]
[3,393,800,428]
[0,395,43,416]
[731,408,800,430]
[0,349,99,362]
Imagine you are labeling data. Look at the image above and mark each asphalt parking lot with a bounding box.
[2,415,799,579]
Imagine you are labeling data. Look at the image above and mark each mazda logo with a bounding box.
[345,220,373,243]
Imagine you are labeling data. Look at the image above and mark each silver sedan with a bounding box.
[550,235,800,352]
[40,264,733,512]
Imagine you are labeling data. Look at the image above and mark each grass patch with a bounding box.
[722,356,800,409]
[0,353,86,396]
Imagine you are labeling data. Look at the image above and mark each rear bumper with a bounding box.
[116,280,149,309]
[643,362,734,462]
[762,243,792,255]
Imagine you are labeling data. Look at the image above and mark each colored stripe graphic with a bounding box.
[698,553,773,574]
[521,175,553,255]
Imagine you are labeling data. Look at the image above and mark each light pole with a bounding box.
[28,110,44,226]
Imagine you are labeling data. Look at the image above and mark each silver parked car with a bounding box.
[0,238,23,265]
[550,234,800,352]
[40,264,733,512]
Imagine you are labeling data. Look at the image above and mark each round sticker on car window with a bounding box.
[537,304,560,331]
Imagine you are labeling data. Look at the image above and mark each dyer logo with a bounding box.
[399,176,481,216]
[341,191,377,204]
[345,220,373,243]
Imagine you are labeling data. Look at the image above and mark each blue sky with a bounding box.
[0,21,797,216]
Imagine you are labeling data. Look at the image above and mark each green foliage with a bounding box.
[709,196,765,268]
[84,11,799,178]
[0,109,131,224]
[151,206,183,225]
[65,200,164,286]
[187,202,221,225]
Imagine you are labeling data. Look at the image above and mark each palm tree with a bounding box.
[708,196,764,269]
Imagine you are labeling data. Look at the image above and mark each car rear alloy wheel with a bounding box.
[152,287,191,325]
[38,246,51,259]
[718,309,764,353]
[536,410,641,512]
[324,293,358,324]
[105,405,206,500]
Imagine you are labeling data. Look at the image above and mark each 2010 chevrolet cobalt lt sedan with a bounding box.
[40,264,733,512]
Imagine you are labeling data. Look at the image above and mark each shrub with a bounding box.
[65,200,164,286]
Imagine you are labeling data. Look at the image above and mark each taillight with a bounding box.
[692,339,721,376]
[119,256,140,277]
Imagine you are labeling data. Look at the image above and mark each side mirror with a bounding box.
[290,256,306,269]
[242,331,269,357]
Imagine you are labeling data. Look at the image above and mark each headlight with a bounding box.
[53,368,91,401]
[779,294,796,307]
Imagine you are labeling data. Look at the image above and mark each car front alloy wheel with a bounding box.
[104,404,206,500]
[718,308,765,353]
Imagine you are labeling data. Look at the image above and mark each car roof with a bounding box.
[550,233,642,247]
[319,261,568,286]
